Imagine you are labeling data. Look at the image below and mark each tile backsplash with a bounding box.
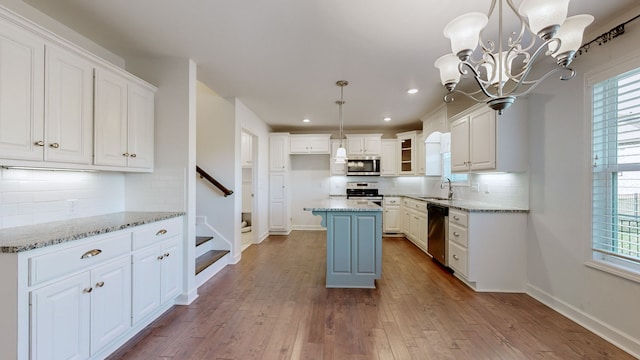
[0,168,124,229]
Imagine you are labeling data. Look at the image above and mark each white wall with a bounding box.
[236,100,272,242]
[525,9,640,356]
[196,82,238,257]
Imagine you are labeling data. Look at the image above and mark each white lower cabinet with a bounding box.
[401,197,428,252]
[448,209,526,292]
[132,236,182,325]
[5,216,186,360]
[31,254,131,359]
[383,197,401,233]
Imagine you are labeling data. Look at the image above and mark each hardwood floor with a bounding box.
[108,231,634,360]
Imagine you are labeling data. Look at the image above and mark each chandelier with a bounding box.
[335,80,348,164]
[434,0,593,114]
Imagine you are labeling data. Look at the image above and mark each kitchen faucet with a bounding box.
[440,178,453,200]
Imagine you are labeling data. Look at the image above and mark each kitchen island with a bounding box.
[304,198,382,289]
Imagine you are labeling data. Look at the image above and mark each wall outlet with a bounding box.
[471,183,479,192]
[68,199,78,215]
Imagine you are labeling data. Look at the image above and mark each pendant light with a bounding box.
[335,80,348,164]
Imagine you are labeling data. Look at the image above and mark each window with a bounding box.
[442,152,468,184]
[591,66,640,273]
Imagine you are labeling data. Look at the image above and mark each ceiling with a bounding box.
[22,0,638,131]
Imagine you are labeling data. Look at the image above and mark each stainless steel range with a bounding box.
[346,182,383,206]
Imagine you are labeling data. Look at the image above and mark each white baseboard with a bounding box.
[526,283,640,358]
[175,289,199,305]
[291,225,326,231]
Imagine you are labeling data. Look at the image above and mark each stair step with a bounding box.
[196,236,214,247]
[195,250,230,275]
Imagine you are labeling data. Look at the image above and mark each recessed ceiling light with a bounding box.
[407,88,419,94]
[303,118,310,123]
[383,117,391,122]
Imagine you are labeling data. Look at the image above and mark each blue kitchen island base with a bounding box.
[306,199,383,289]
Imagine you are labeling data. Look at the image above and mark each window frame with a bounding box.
[586,54,640,282]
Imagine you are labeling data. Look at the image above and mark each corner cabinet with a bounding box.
[397,131,419,175]
[94,68,155,170]
[449,102,527,173]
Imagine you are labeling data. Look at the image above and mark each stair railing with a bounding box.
[196,165,234,197]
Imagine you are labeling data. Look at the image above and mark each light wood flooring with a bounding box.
[108,231,634,359]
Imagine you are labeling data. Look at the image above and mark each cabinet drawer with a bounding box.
[413,200,427,213]
[29,232,131,286]
[449,241,468,278]
[449,223,468,247]
[132,217,183,250]
[449,209,468,227]
[384,197,401,206]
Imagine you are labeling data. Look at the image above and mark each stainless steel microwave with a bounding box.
[346,157,380,176]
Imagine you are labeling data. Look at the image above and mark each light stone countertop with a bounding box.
[381,194,529,213]
[0,211,185,253]
[304,198,383,212]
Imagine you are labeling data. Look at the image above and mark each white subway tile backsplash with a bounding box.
[0,168,125,229]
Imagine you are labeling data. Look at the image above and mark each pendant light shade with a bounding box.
[335,80,348,164]
[443,12,488,58]
[519,0,570,38]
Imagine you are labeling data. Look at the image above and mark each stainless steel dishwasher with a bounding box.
[427,203,449,267]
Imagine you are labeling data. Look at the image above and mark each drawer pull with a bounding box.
[453,254,460,260]
[81,249,102,259]
[156,229,168,236]
[453,215,460,220]
[83,287,93,294]
[453,232,459,237]
[95,281,105,288]
[164,252,170,258]
[158,255,165,260]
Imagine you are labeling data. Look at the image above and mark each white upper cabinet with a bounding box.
[45,44,94,164]
[346,134,382,156]
[380,139,397,176]
[397,130,418,175]
[0,20,45,161]
[449,102,527,173]
[94,68,155,170]
[289,134,330,154]
[269,133,289,171]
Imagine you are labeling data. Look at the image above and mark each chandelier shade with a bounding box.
[434,0,593,114]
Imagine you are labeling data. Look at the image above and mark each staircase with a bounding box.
[195,236,229,275]
[195,218,232,287]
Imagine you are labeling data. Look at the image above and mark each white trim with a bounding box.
[585,259,640,284]
[291,225,326,231]
[526,283,640,359]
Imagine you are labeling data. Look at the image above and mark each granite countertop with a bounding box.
[0,211,185,253]
[384,194,529,213]
[304,198,383,212]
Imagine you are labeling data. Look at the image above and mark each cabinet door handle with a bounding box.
[164,252,170,257]
[156,229,168,236]
[34,140,45,146]
[49,143,60,148]
[83,287,93,294]
[130,153,137,158]
[95,281,105,288]
[453,215,460,220]
[123,152,129,157]
[81,249,102,259]
[453,254,460,260]
[157,255,165,260]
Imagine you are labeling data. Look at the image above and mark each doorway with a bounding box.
[241,129,257,251]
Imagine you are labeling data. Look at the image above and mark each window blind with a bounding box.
[592,67,640,265]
